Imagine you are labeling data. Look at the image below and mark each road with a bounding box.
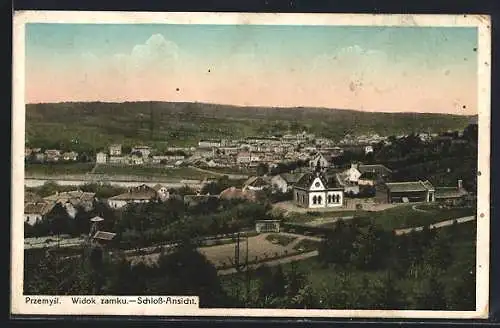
[25,177,203,189]
[394,216,476,235]
[188,166,249,180]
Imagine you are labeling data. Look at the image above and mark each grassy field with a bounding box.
[93,164,219,179]
[369,204,475,230]
[26,102,473,151]
[283,204,475,232]
[25,162,95,175]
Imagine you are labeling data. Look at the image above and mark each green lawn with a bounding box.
[25,162,95,176]
[369,204,476,231]
[93,165,219,179]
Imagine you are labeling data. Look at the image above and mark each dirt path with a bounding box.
[411,204,430,213]
[217,251,319,275]
[394,216,476,235]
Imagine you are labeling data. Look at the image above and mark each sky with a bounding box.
[25,23,478,115]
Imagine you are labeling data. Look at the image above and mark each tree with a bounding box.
[374,271,405,310]
[256,163,269,177]
[44,203,73,236]
[351,222,387,270]
[151,242,228,307]
[423,229,453,271]
[318,219,357,266]
[415,276,447,310]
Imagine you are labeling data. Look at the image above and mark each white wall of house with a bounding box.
[63,202,78,219]
[24,213,41,226]
[271,176,288,193]
[346,167,362,183]
[358,179,375,186]
[294,189,309,207]
[96,152,107,164]
[326,191,343,207]
[108,199,128,209]
[309,177,326,191]
[308,191,327,208]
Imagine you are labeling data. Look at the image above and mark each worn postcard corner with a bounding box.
[11,11,490,320]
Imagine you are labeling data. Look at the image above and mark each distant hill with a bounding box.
[25,101,474,151]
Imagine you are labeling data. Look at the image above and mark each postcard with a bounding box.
[11,11,491,319]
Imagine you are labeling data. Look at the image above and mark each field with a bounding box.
[369,204,475,230]
[93,164,219,180]
[128,233,320,269]
[25,102,473,151]
[25,162,95,176]
[283,204,475,232]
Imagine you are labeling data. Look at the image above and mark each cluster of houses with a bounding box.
[92,131,384,170]
[25,148,79,163]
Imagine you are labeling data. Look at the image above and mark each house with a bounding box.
[131,145,152,158]
[96,152,108,164]
[109,144,122,156]
[43,190,96,216]
[129,154,144,165]
[24,201,54,226]
[62,151,78,161]
[255,220,281,233]
[107,184,159,209]
[309,153,330,170]
[198,139,222,148]
[293,171,344,209]
[92,231,117,247]
[358,164,392,179]
[153,184,170,201]
[435,180,469,206]
[344,163,392,184]
[45,149,61,162]
[383,180,435,203]
[242,176,270,191]
[236,152,252,165]
[108,156,128,164]
[270,173,303,193]
[358,171,378,186]
[219,187,258,202]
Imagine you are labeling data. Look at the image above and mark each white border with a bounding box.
[11,11,491,319]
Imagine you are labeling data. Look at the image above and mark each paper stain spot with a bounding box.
[208,69,211,73]
[176,88,180,92]
[473,47,477,52]
[480,213,485,218]
[477,171,482,176]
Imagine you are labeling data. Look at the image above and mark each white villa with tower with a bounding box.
[293,171,344,209]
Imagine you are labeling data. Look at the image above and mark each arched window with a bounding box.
[336,194,340,203]
[313,195,317,204]
[318,196,322,204]
[328,195,332,203]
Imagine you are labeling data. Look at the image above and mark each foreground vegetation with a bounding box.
[221,220,476,310]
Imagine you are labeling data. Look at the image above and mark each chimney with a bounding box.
[458,179,463,190]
